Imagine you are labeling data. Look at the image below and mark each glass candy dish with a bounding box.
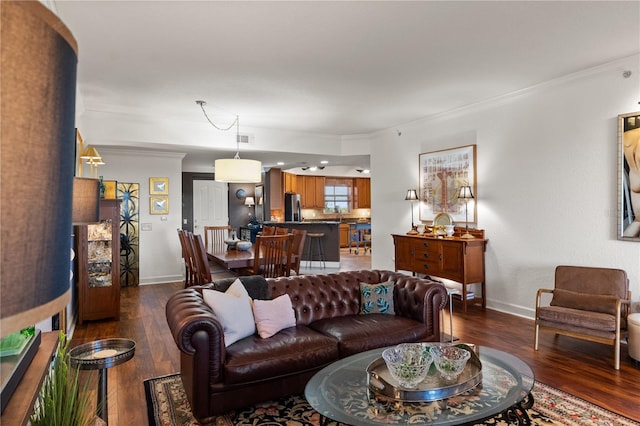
[381,343,432,388]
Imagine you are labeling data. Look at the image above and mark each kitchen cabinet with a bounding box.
[353,177,371,209]
[300,176,325,209]
[284,171,297,193]
[267,168,283,210]
[339,223,350,247]
[392,234,487,312]
[76,199,121,324]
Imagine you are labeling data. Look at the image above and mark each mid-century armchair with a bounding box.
[534,265,630,369]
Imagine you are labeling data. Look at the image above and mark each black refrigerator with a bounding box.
[284,193,301,221]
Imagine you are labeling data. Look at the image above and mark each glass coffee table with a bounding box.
[305,345,534,426]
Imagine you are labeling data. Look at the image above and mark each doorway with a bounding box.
[193,180,229,235]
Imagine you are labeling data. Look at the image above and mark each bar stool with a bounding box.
[306,233,325,269]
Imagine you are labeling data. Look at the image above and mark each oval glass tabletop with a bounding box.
[305,345,534,426]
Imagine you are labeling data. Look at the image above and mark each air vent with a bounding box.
[237,134,251,144]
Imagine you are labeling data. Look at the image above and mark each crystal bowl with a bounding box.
[429,345,471,381]
[382,343,432,388]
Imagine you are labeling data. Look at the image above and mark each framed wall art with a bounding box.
[150,195,169,215]
[619,111,640,241]
[419,144,476,223]
[149,177,169,195]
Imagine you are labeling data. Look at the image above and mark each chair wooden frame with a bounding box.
[290,229,307,275]
[533,265,630,369]
[204,225,231,254]
[252,234,294,278]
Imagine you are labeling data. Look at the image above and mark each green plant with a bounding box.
[30,332,94,426]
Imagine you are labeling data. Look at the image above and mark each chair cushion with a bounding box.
[550,288,619,315]
[538,306,617,333]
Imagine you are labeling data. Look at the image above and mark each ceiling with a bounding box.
[53,1,640,171]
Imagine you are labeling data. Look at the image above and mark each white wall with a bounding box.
[370,55,640,318]
[86,148,185,285]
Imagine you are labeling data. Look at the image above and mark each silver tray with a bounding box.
[367,343,482,402]
[69,338,136,370]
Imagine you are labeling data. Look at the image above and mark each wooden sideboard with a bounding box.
[392,234,487,312]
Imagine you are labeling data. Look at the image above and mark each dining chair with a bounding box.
[204,225,232,254]
[261,225,289,236]
[251,234,294,278]
[190,233,213,285]
[180,230,199,287]
[290,229,307,275]
[177,229,193,287]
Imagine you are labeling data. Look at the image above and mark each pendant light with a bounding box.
[197,101,262,183]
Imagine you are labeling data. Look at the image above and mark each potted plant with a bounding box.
[30,332,97,426]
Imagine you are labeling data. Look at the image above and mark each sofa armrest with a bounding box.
[165,285,226,383]
[391,273,447,336]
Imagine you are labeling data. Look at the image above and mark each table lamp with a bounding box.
[405,189,419,235]
[457,185,475,239]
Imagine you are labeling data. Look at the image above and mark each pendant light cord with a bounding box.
[196,100,241,157]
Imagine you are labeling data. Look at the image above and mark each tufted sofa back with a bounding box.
[267,270,440,325]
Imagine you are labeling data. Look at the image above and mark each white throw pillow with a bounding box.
[203,279,255,347]
[252,294,296,338]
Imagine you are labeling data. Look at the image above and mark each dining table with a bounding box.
[207,248,256,270]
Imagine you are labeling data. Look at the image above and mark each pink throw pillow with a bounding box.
[252,294,296,338]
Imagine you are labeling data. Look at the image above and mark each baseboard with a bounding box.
[485,299,535,321]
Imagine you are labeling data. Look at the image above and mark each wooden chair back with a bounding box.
[204,225,231,253]
[290,229,307,275]
[253,234,294,278]
[178,230,199,287]
[261,225,288,236]
[192,233,212,285]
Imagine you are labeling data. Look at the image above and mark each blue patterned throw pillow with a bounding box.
[359,281,395,315]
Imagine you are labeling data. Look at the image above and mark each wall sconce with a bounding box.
[457,185,475,239]
[405,189,419,235]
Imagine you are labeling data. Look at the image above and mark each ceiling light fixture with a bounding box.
[196,100,262,183]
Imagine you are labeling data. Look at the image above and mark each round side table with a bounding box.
[69,338,135,424]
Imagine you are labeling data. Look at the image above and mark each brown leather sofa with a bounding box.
[165,270,447,423]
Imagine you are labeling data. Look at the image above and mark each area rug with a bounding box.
[144,373,639,426]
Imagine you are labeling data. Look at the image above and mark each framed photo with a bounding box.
[103,180,117,199]
[150,196,169,214]
[618,112,640,241]
[149,177,169,195]
[419,144,476,223]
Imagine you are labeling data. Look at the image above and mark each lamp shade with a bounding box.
[1,0,77,338]
[405,189,418,201]
[244,196,255,206]
[72,178,101,224]
[80,145,101,160]
[214,158,262,183]
[457,185,474,200]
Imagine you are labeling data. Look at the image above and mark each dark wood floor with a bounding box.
[70,250,640,425]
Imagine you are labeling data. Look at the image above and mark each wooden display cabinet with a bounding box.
[75,199,121,325]
[392,233,487,312]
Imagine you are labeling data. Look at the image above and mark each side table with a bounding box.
[69,338,135,424]
[441,288,459,343]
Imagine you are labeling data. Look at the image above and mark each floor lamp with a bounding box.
[457,185,475,239]
[405,189,419,235]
